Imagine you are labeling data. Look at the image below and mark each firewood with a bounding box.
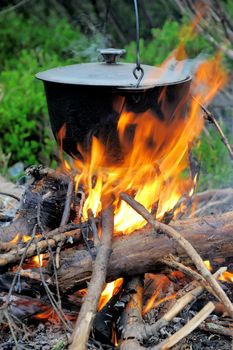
[143,267,226,340]
[56,211,233,292]
[194,97,233,161]
[0,225,82,267]
[152,302,215,350]
[120,276,144,345]
[199,321,233,338]
[70,201,114,350]
[120,192,233,317]
[0,165,71,242]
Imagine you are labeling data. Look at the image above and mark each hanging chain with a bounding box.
[133,0,144,88]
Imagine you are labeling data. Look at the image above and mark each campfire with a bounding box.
[1,10,233,350]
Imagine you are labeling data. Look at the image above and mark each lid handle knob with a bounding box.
[98,48,126,64]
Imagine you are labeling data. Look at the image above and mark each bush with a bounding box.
[196,128,233,190]
[0,12,104,167]
[125,19,214,66]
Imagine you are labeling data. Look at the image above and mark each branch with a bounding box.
[192,96,233,161]
[0,0,31,16]
[0,225,82,266]
[120,192,233,318]
[69,201,114,350]
[152,302,215,350]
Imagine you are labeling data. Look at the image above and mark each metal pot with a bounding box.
[36,49,192,161]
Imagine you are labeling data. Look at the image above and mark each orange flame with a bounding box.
[34,307,53,320]
[204,260,212,271]
[98,278,123,311]
[10,233,20,244]
[152,293,177,309]
[32,254,45,267]
[143,275,171,315]
[219,271,233,283]
[59,52,227,234]
[22,235,32,243]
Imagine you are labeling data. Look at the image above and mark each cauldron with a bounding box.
[36,49,192,161]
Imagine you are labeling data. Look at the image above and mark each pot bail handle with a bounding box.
[133,0,144,88]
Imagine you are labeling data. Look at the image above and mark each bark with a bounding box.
[56,211,233,293]
[0,166,70,242]
[70,202,114,350]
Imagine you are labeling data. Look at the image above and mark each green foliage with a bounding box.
[51,340,65,350]
[125,19,214,66]
[125,21,180,65]
[223,0,233,21]
[0,12,102,167]
[196,129,233,190]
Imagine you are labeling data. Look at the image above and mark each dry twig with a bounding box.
[0,192,20,201]
[143,267,226,339]
[69,200,114,350]
[121,268,225,349]
[120,192,233,318]
[192,96,233,161]
[60,178,74,226]
[199,321,233,337]
[35,240,72,332]
[160,255,218,298]
[152,302,215,350]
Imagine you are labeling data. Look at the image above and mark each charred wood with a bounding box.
[0,165,72,242]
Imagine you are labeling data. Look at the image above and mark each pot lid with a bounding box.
[36,48,191,90]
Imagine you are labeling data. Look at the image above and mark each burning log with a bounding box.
[0,225,82,267]
[56,211,233,293]
[122,267,226,345]
[120,193,233,317]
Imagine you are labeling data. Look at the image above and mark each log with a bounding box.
[0,166,70,242]
[56,211,233,293]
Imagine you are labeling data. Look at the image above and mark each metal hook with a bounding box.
[133,66,145,88]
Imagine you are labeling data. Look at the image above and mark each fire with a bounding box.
[98,278,123,311]
[152,293,177,309]
[203,261,233,283]
[59,54,227,234]
[34,307,53,320]
[22,235,32,243]
[143,275,171,315]
[219,271,233,283]
[32,254,45,267]
[204,260,212,271]
[10,233,19,244]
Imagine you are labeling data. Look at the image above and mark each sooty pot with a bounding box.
[36,48,192,162]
